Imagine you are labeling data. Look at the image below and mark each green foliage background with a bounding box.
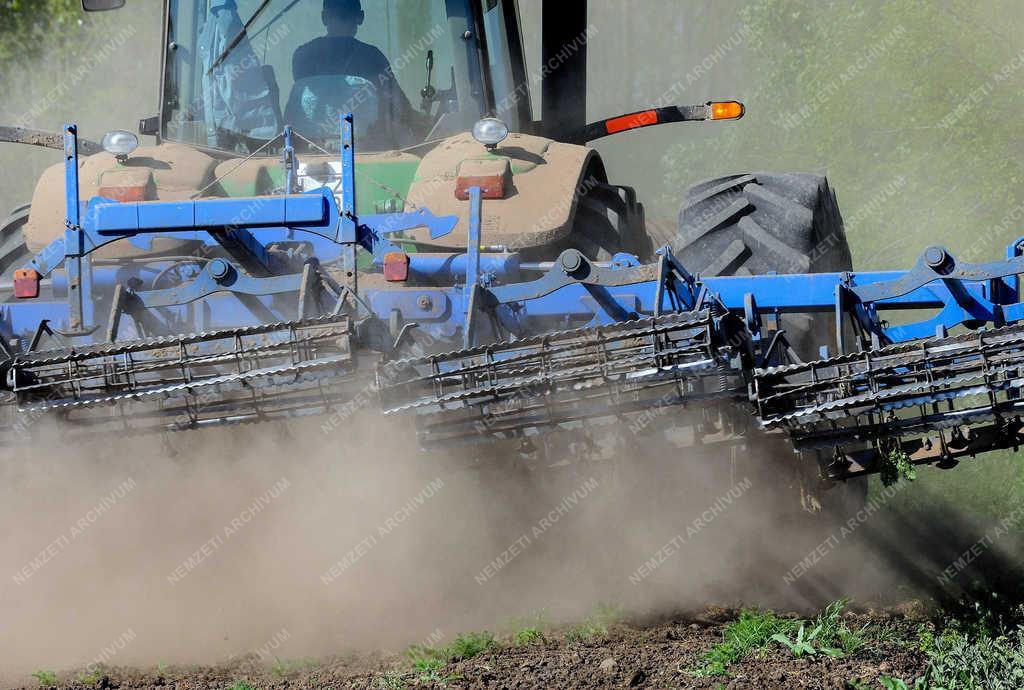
[0,0,158,218]
[0,0,84,65]
[656,1,1024,271]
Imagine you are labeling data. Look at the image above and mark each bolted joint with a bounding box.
[209,258,232,283]
[559,249,585,275]
[923,246,954,274]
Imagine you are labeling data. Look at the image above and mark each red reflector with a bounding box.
[14,268,40,299]
[384,252,410,282]
[98,185,148,202]
[605,110,658,134]
[455,174,507,200]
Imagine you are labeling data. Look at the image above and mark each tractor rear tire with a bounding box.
[671,172,866,518]
[662,172,851,277]
[0,204,31,282]
[568,182,649,261]
[670,172,851,360]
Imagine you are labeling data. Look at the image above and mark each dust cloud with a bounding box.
[3,402,1008,682]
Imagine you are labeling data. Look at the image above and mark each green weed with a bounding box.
[693,609,800,676]
[411,655,444,674]
[694,600,884,677]
[445,631,496,660]
[403,643,443,674]
[812,599,873,655]
[31,671,57,687]
[76,670,102,685]
[772,622,844,658]
[405,651,462,686]
[921,626,1024,689]
[505,610,549,646]
[514,627,544,646]
[880,447,916,486]
[227,682,255,690]
[404,628,497,681]
[772,598,885,660]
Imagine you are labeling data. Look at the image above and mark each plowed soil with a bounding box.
[17,610,926,690]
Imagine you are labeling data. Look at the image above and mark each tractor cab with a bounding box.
[158,0,506,155]
[152,0,736,153]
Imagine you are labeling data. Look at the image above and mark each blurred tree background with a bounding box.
[1,0,1022,518]
[0,0,159,218]
[0,0,83,64]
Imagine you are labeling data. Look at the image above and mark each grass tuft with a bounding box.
[808,598,870,656]
[693,609,800,676]
[31,671,57,688]
[919,625,1024,689]
[76,670,103,686]
[880,447,916,486]
[504,610,549,646]
[404,629,498,683]
[514,627,545,646]
[445,631,497,660]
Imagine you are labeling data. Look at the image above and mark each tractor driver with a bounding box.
[292,0,421,145]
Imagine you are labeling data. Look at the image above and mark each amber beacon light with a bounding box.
[708,101,745,120]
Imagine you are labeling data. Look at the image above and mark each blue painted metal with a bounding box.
[409,253,520,283]
[15,116,1024,373]
[63,124,80,231]
[92,193,330,234]
[361,209,458,243]
[62,123,93,334]
[339,114,357,243]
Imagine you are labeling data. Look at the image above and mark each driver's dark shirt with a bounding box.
[292,35,416,124]
[293,36,390,84]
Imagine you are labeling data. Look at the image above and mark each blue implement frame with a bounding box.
[7,114,1024,364]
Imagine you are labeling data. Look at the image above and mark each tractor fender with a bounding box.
[21,132,602,259]
[404,131,602,252]
[22,142,219,258]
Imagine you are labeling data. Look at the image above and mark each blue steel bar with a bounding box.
[63,123,93,332]
[1,264,1018,343]
[705,272,974,311]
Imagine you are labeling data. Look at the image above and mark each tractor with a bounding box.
[0,0,1021,513]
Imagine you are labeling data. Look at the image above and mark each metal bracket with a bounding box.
[298,261,324,319]
[62,123,95,336]
[854,245,1024,303]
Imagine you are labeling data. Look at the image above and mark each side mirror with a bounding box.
[82,0,125,11]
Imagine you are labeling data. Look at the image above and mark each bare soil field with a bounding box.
[13,607,928,690]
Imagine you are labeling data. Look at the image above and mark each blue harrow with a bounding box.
[4,116,1024,482]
